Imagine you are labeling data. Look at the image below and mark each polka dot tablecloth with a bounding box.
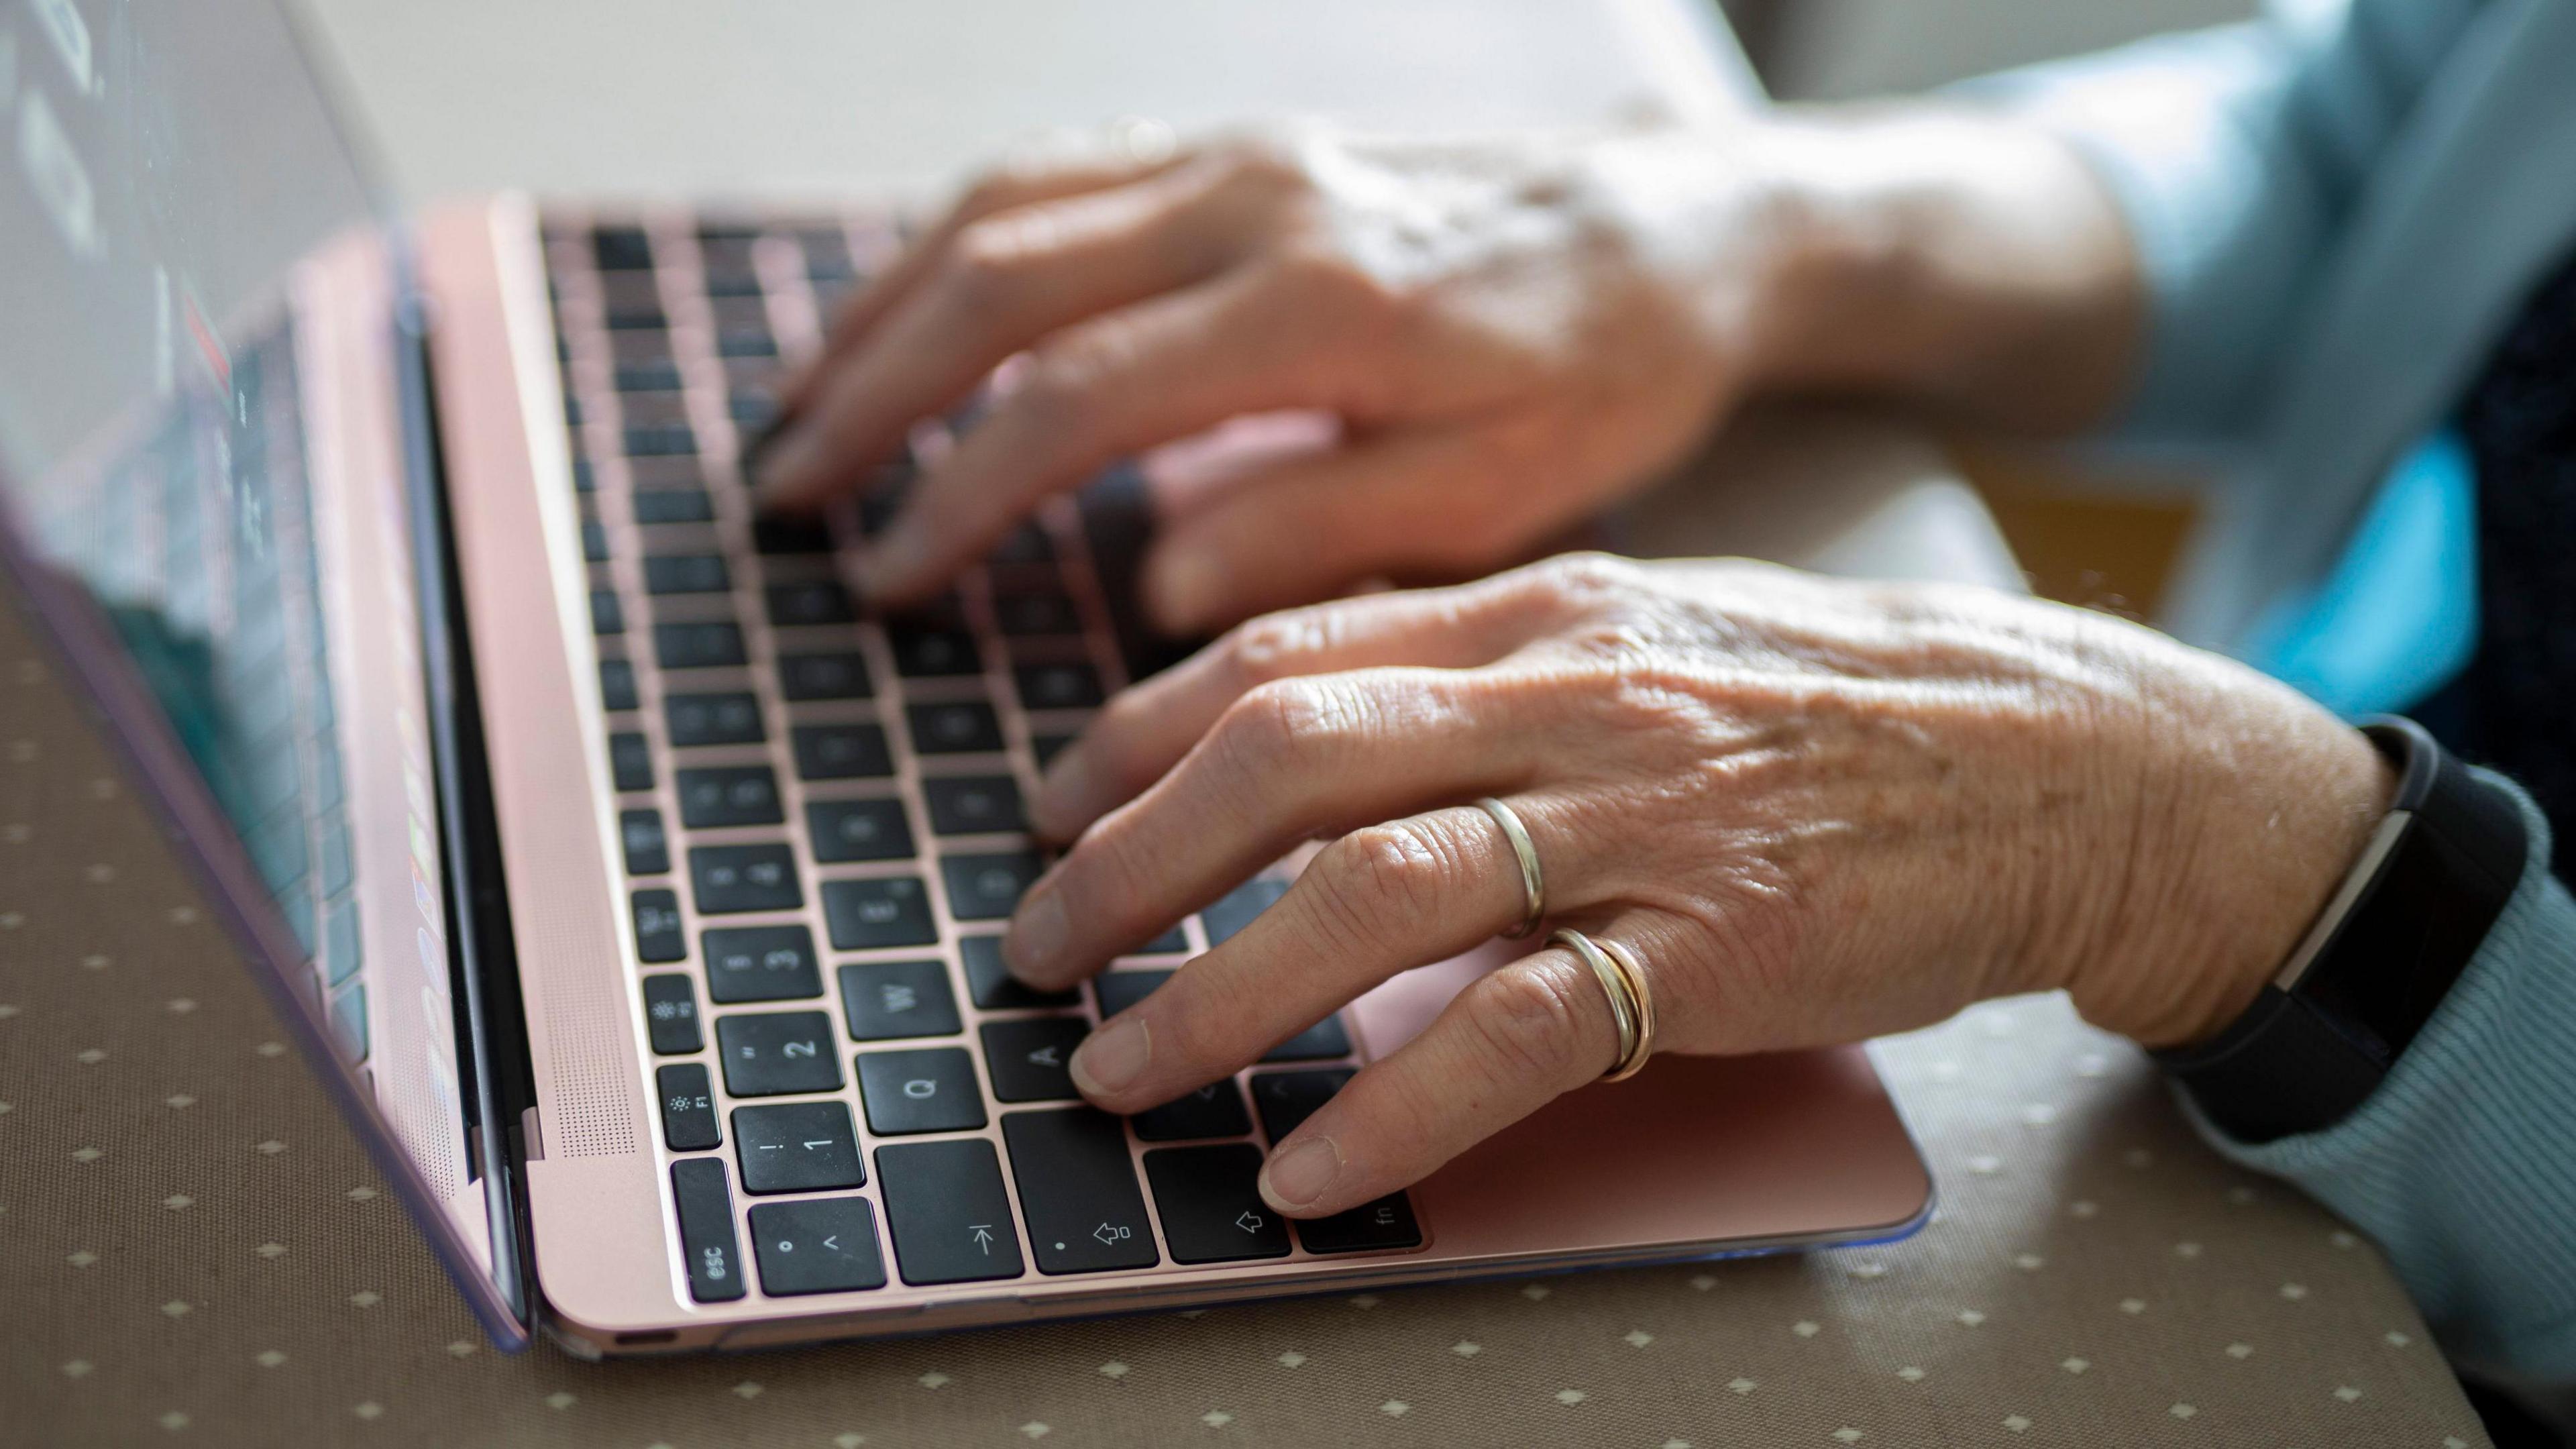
[0,596,2489,1448]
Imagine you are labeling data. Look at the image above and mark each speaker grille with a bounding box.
[541,962,639,1158]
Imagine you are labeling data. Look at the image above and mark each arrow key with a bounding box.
[751,1196,888,1295]
[1143,1144,1293,1264]
[978,1018,1087,1102]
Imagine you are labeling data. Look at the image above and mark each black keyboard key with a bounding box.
[807,798,914,863]
[994,590,1080,636]
[631,487,714,524]
[780,651,872,701]
[1132,1078,1253,1142]
[792,722,893,780]
[1132,927,1187,955]
[1097,967,1354,1060]
[718,329,778,360]
[655,620,747,669]
[702,924,822,1004]
[615,358,684,392]
[1014,661,1104,711]
[665,691,764,746]
[633,889,686,963]
[751,1197,888,1295]
[731,390,780,429]
[987,523,1055,566]
[1001,1108,1161,1275]
[1202,876,1291,945]
[705,270,764,300]
[1251,1068,1352,1143]
[619,808,670,875]
[907,700,1004,755]
[753,514,834,555]
[857,1047,985,1135]
[1092,969,1167,1017]
[716,1010,842,1097]
[1144,1144,1294,1263]
[767,580,856,628]
[875,1139,1023,1285]
[670,1158,749,1302]
[839,959,962,1040]
[625,423,698,457]
[1296,1193,1424,1254]
[922,775,1024,835]
[888,621,981,677]
[1032,732,1076,768]
[590,588,624,636]
[676,765,784,828]
[657,1063,720,1150]
[980,1018,1087,1102]
[599,657,639,711]
[733,1101,865,1193]
[941,851,1042,920]
[609,731,654,792]
[582,519,609,563]
[959,934,1077,1010]
[822,876,936,949]
[572,455,596,494]
[645,553,731,595]
[690,843,801,914]
[642,974,704,1055]
[593,225,653,270]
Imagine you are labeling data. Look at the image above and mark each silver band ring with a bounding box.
[1550,928,1656,1082]
[1474,796,1546,939]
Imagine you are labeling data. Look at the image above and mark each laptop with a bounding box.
[0,0,1930,1355]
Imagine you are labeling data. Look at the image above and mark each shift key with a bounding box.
[1001,1108,1160,1275]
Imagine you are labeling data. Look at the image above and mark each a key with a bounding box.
[766,580,855,628]
[716,1011,842,1097]
[1202,877,1291,945]
[838,959,962,1040]
[631,487,714,524]
[792,722,892,781]
[632,889,685,963]
[656,1063,720,1150]
[855,1047,985,1135]
[1250,1068,1353,1143]
[806,798,914,863]
[959,934,1077,1010]
[1143,1144,1294,1263]
[598,657,639,711]
[1001,1108,1161,1275]
[732,1100,864,1193]
[922,775,1024,835]
[644,553,731,595]
[821,877,936,950]
[979,1018,1087,1102]
[887,621,981,677]
[1132,1079,1254,1142]
[670,1158,748,1302]
[689,843,801,914]
[1295,1193,1424,1254]
[641,973,704,1055]
[701,924,822,1004]
[780,651,872,701]
[1014,661,1104,711]
[906,700,1004,755]
[676,765,783,828]
[665,691,764,747]
[874,1138,1024,1285]
[941,851,1042,920]
[619,808,669,875]
[654,620,746,670]
[609,731,653,792]
[751,1197,889,1295]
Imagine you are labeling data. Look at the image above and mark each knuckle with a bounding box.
[1311,820,1452,944]
[1521,551,1643,610]
[1463,959,1597,1085]
[1216,678,1354,771]
[936,223,1030,317]
[1224,608,1336,688]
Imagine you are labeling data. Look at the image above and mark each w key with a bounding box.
[1000,1108,1160,1275]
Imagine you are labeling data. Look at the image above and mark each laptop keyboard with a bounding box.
[543,213,1421,1306]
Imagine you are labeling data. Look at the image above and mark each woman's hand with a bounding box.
[755,125,1805,633]
[998,555,2394,1219]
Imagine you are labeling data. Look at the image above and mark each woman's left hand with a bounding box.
[998,554,2395,1219]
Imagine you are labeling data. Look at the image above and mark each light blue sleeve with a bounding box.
[2190,777,2576,1383]
[1960,0,2489,446]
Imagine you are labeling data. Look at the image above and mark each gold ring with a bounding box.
[1596,937,1657,1081]
[1474,796,1546,939]
[1550,928,1654,1081]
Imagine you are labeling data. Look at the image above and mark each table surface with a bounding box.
[3,2,2485,1444]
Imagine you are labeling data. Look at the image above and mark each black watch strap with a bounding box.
[2155,716,2527,1143]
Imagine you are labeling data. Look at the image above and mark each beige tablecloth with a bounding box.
[0,592,2487,1448]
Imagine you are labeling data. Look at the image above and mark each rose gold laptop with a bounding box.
[0,0,1929,1356]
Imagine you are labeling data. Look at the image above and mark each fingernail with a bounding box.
[1004,887,1069,980]
[1260,1136,1344,1212]
[1144,548,1220,634]
[1069,1017,1150,1096]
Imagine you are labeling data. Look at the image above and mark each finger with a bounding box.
[1003,667,1563,987]
[1139,420,1560,636]
[1256,926,1640,1218]
[1031,576,1574,840]
[1065,800,1561,1113]
[851,262,1376,600]
[755,172,1251,511]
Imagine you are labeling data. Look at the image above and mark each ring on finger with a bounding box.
[1549,928,1656,1082]
[1474,796,1546,939]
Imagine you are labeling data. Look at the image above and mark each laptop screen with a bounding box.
[0,1,522,1340]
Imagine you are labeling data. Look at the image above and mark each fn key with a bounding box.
[671,1158,748,1302]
